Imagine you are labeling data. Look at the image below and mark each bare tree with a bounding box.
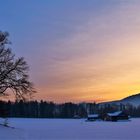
[0,31,35,100]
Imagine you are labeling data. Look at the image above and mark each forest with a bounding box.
[0,100,140,118]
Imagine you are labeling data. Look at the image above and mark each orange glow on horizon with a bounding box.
[1,1,140,103]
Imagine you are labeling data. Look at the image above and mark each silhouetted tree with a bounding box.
[0,31,35,100]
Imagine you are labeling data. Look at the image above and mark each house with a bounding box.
[87,114,100,121]
[104,111,128,121]
[73,115,81,119]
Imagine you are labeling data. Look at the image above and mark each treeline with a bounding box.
[0,100,140,118]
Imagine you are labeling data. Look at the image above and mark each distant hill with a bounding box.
[100,93,140,106]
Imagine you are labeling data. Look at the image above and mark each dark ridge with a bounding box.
[122,93,140,101]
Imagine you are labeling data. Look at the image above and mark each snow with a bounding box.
[0,118,140,140]
[107,111,122,117]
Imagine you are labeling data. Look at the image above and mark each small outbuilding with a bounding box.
[73,115,81,119]
[104,111,128,122]
[87,114,100,121]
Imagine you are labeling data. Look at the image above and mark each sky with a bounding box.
[0,0,140,103]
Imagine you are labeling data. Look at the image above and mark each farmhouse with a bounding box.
[104,111,128,121]
[87,114,100,121]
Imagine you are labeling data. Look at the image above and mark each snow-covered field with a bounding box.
[0,118,140,140]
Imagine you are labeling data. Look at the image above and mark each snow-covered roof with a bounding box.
[88,114,99,118]
[107,111,122,117]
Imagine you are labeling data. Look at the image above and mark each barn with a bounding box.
[104,111,128,121]
[87,114,100,121]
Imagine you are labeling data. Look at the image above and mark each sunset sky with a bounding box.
[1,0,140,103]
